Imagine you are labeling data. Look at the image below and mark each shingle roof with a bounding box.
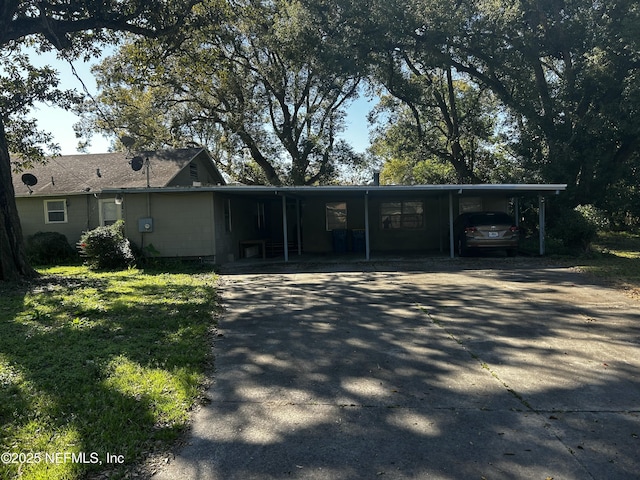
[12,148,211,196]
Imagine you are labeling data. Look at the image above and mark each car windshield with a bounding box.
[468,213,513,226]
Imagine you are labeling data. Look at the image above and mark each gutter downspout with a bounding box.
[86,194,91,232]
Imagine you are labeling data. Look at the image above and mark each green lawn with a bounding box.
[0,266,219,480]
[572,231,640,298]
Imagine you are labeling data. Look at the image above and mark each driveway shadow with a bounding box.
[155,261,640,479]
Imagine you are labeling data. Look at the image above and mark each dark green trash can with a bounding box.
[352,229,366,253]
[332,229,348,253]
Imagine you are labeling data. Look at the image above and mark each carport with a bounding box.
[220,183,567,260]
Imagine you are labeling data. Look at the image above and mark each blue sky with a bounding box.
[28,50,111,154]
[28,51,376,156]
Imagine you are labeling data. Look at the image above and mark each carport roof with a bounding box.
[104,183,566,197]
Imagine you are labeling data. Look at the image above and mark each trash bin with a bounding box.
[351,229,366,253]
[332,229,348,253]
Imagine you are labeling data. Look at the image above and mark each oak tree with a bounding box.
[0,0,199,280]
[80,0,363,186]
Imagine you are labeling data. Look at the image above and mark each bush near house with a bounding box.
[78,221,136,270]
[26,232,77,265]
[547,206,599,253]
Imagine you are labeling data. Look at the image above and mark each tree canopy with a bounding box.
[0,0,200,280]
[369,69,518,185]
[79,0,364,185]
[359,0,640,211]
[80,0,639,211]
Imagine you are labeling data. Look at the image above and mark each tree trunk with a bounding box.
[0,119,37,281]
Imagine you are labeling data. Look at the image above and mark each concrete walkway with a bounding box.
[154,259,640,479]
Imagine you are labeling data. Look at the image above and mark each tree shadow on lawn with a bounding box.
[0,272,218,479]
[174,264,640,479]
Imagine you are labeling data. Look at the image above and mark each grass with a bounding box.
[0,265,219,480]
[521,230,640,297]
[571,231,640,298]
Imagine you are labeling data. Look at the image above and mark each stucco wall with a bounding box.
[16,194,95,246]
[122,191,216,258]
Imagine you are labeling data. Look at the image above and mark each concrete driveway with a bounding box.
[153,258,640,479]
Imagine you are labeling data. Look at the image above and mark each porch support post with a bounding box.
[282,194,289,262]
[439,195,444,253]
[514,197,520,226]
[539,195,546,256]
[449,191,455,258]
[364,192,370,260]
[296,198,302,256]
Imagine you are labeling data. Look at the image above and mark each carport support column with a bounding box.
[539,195,546,256]
[282,195,289,262]
[364,192,370,260]
[296,198,302,256]
[448,192,455,258]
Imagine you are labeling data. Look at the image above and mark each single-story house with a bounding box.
[12,148,566,262]
[12,148,226,256]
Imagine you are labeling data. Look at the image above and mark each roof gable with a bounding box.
[11,148,225,196]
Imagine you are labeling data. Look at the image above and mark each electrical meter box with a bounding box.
[138,217,153,233]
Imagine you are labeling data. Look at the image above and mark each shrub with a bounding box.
[548,207,598,253]
[26,232,77,265]
[575,204,610,230]
[78,221,136,270]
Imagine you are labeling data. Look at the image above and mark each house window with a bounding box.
[380,201,424,229]
[99,199,122,226]
[44,199,67,224]
[224,199,232,232]
[326,202,347,231]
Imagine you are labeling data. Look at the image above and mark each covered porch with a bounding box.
[223,184,567,262]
